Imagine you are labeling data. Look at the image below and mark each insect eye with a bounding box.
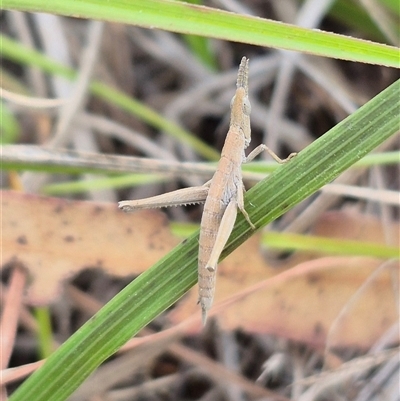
[243,97,251,115]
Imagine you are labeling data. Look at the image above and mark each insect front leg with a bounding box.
[245,144,297,164]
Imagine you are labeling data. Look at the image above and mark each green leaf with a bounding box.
[177,0,218,70]
[329,0,388,41]
[42,174,167,195]
[262,232,399,259]
[9,78,399,401]
[2,0,399,67]
[34,307,54,359]
[0,102,20,144]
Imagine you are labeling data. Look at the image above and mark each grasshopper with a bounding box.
[119,57,296,324]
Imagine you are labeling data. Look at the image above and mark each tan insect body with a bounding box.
[119,57,295,324]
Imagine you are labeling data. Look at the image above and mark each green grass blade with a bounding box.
[33,307,54,359]
[42,174,167,195]
[330,0,388,42]
[9,79,399,401]
[229,80,400,249]
[0,102,20,144]
[353,151,400,166]
[2,0,399,67]
[89,82,219,160]
[380,0,400,15]
[178,0,217,70]
[262,232,399,259]
[182,33,217,70]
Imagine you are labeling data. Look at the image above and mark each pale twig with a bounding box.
[0,88,67,109]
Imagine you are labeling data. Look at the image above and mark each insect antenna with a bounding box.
[236,56,249,94]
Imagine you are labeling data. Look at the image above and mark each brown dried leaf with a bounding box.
[1,190,179,304]
[170,210,399,348]
[313,209,400,244]
[3,191,398,348]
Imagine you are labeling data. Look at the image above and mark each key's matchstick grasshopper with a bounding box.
[119,57,296,324]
